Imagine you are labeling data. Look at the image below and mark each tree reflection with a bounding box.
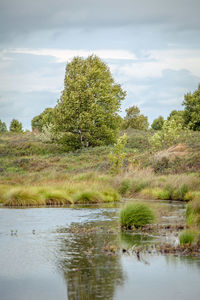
[56,219,124,300]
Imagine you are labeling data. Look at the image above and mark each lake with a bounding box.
[0,204,200,300]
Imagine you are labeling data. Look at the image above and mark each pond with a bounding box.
[0,203,200,300]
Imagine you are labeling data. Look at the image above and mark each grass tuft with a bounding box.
[179,230,196,245]
[120,202,155,229]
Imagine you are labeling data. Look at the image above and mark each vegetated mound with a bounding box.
[154,143,189,161]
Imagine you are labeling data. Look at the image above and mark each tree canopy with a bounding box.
[167,110,184,128]
[123,105,149,130]
[9,119,23,133]
[183,84,200,130]
[151,116,164,130]
[32,108,54,132]
[0,120,7,133]
[54,55,126,149]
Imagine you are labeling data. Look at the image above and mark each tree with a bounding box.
[167,110,184,128]
[149,119,182,151]
[151,116,164,130]
[0,120,7,133]
[9,119,23,133]
[54,55,126,149]
[108,133,128,174]
[183,84,200,130]
[123,105,149,130]
[32,108,54,132]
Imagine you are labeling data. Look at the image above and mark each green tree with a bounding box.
[109,133,128,174]
[9,119,23,133]
[167,110,184,128]
[149,119,182,151]
[151,116,164,130]
[123,105,149,130]
[183,84,200,130]
[54,55,126,149]
[0,120,7,133]
[32,108,54,132]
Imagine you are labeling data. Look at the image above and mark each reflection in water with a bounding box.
[56,217,124,300]
[121,232,155,248]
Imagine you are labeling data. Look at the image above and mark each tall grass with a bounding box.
[120,202,155,229]
[1,184,121,206]
[179,230,196,245]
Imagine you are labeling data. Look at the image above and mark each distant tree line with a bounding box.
[2,55,200,151]
[0,119,23,133]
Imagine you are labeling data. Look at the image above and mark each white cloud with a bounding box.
[9,48,137,62]
[116,49,200,80]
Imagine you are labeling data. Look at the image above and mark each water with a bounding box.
[0,205,200,300]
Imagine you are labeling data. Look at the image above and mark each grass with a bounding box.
[1,183,121,206]
[179,230,196,245]
[120,202,155,229]
[1,130,200,205]
[186,199,200,227]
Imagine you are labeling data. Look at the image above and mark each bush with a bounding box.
[179,230,196,245]
[120,202,155,229]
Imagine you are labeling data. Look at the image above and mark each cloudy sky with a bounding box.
[1,0,200,129]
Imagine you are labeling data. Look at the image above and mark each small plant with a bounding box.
[179,230,196,245]
[120,202,155,229]
[109,133,128,174]
[186,199,200,226]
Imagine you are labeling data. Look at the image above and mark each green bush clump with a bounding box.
[103,189,121,202]
[73,191,104,203]
[120,202,155,229]
[3,187,44,206]
[39,188,73,205]
[179,230,196,245]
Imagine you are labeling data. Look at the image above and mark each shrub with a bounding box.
[179,230,196,245]
[120,202,155,229]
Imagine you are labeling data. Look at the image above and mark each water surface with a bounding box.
[0,204,200,300]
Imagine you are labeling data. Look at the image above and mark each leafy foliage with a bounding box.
[123,105,149,130]
[54,55,126,150]
[151,116,164,130]
[9,119,23,133]
[31,108,54,132]
[0,120,7,133]
[183,84,200,130]
[149,119,183,151]
[109,133,128,174]
[167,110,185,128]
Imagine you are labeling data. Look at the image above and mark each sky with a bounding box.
[0,0,200,130]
